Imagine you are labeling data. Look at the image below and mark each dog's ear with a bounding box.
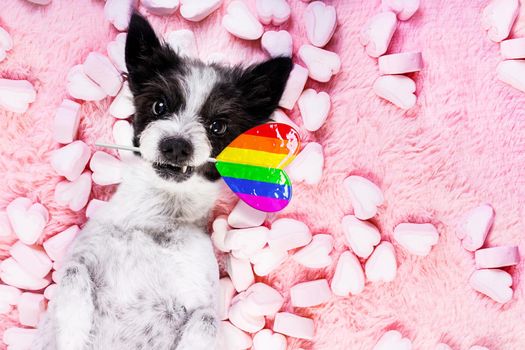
[236,57,293,119]
[125,13,180,90]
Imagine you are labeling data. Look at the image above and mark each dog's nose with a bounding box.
[159,137,193,164]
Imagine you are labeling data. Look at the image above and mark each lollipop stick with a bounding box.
[95,142,217,163]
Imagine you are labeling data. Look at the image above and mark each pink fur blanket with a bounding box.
[1,0,525,349]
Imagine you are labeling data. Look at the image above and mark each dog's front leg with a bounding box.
[51,262,95,350]
[176,307,218,350]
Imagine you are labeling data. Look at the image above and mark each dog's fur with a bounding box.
[33,13,292,350]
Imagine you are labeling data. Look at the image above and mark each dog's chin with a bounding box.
[152,163,196,183]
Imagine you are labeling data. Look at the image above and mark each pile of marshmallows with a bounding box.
[361,0,423,110]
[483,0,525,93]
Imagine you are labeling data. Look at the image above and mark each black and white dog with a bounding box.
[34,13,292,350]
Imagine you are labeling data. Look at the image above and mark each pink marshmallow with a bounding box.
[180,0,222,22]
[50,140,91,181]
[470,268,513,304]
[393,223,439,256]
[228,200,267,229]
[331,251,365,296]
[255,0,291,25]
[253,329,287,350]
[304,1,337,48]
[378,52,423,75]
[342,215,381,259]
[0,284,22,305]
[0,257,51,290]
[9,241,52,279]
[66,64,107,101]
[250,247,288,277]
[268,218,312,251]
[382,0,420,21]
[90,151,123,185]
[142,0,180,15]
[232,283,284,317]
[0,78,37,114]
[219,277,236,321]
[373,74,417,110]
[43,225,80,262]
[500,38,525,59]
[456,204,494,251]
[298,44,341,83]
[225,227,268,260]
[112,120,135,161]
[261,30,293,58]
[53,99,81,144]
[54,171,92,212]
[290,279,331,307]
[360,12,397,58]
[17,292,46,327]
[343,176,384,220]
[278,64,308,110]
[52,270,60,284]
[217,321,252,350]
[228,300,265,333]
[271,109,301,131]
[85,199,108,218]
[83,52,123,97]
[44,283,57,300]
[273,312,315,340]
[211,215,230,253]
[292,234,333,268]
[6,198,49,245]
[285,142,324,185]
[107,33,127,73]
[3,327,38,349]
[110,82,135,119]
[226,255,255,292]
[475,246,520,268]
[482,0,519,42]
[497,59,525,93]
[104,0,137,31]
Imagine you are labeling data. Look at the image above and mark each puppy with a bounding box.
[33,13,292,350]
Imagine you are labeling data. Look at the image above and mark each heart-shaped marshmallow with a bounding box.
[268,218,312,251]
[217,321,252,350]
[228,299,265,333]
[232,282,284,317]
[253,329,287,350]
[66,65,106,101]
[331,251,365,296]
[43,225,80,263]
[285,142,324,185]
[44,283,57,300]
[469,268,513,304]
[0,258,51,290]
[500,38,525,59]
[298,44,341,82]
[456,204,494,251]
[475,246,520,268]
[165,30,198,58]
[226,255,255,292]
[382,0,420,21]
[10,241,52,279]
[341,215,381,259]
[3,327,38,350]
[298,89,331,131]
[304,1,337,47]
[0,27,13,62]
[482,0,519,42]
[17,292,46,327]
[54,171,92,212]
[6,198,49,245]
[90,151,123,185]
[279,64,309,110]
[53,99,81,144]
[83,52,123,97]
[228,200,267,229]
[180,0,222,22]
[142,0,179,15]
[261,31,293,58]
[378,52,423,75]
[497,59,525,93]
[0,79,36,114]
[113,120,135,160]
[360,12,397,58]
[50,140,91,181]
[373,330,412,350]
[225,226,268,260]
[293,234,333,268]
[343,176,384,220]
[211,215,230,252]
[222,1,264,40]
[219,277,236,321]
[85,199,108,218]
[271,109,301,131]
[273,312,315,340]
[107,33,127,73]
[104,0,137,31]
[255,0,291,25]
[374,75,416,109]
[250,247,288,276]
[393,223,439,256]
[365,242,397,283]
[0,285,21,306]
[290,279,331,307]
[110,82,135,120]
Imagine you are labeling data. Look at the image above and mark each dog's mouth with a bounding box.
[152,162,195,182]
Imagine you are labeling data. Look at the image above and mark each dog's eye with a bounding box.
[152,98,167,116]
[210,120,227,135]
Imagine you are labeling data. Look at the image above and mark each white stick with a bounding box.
[95,142,217,163]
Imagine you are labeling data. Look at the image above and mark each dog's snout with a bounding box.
[159,137,193,164]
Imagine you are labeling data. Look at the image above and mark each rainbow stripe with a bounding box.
[215,123,300,212]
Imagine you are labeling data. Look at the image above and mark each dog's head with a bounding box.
[124,13,292,187]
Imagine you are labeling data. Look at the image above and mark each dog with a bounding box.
[33,13,292,350]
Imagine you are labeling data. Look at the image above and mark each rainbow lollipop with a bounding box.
[96,122,300,212]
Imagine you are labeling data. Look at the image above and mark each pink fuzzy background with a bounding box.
[1,0,525,349]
